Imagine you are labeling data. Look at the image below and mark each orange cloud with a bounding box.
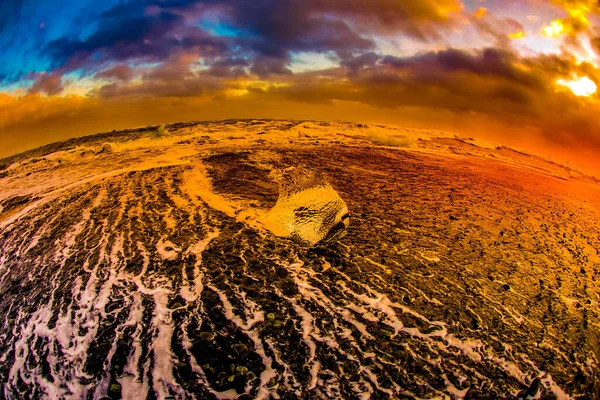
[474,7,488,19]
[543,0,599,38]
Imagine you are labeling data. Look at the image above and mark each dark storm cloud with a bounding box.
[45,4,225,72]
[42,0,376,77]
[340,52,381,76]
[215,0,462,44]
[36,0,463,80]
[205,57,249,77]
[212,2,375,58]
[380,48,541,88]
[249,56,293,78]
[189,0,461,70]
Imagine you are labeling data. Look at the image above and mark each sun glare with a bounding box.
[543,20,564,36]
[557,76,597,97]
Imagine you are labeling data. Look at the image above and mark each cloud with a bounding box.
[27,73,64,95]
[310,0,463,39]
[45,6,219,72]
[33,0,464,81]
[249,56,293,78]
[96,52,223,98]
[340,52,381,76]
[202,0,462,56]
[590,36,600,56]
[467,7,527,48]
[542,0,600,46]
[380,48,538,87]
[95,65,135,81]
[205,57,249,77]
[254,47,600,152]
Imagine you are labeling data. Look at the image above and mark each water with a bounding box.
[0,122,598,399]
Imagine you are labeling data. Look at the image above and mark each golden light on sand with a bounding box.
[557,76,597,96]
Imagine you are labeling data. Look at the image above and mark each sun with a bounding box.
[557,76,597,97]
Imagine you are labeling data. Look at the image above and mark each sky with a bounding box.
[2,0,600,170]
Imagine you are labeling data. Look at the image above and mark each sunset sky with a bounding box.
[3,0,600,170]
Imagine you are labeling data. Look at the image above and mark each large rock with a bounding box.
[261,167,349,246]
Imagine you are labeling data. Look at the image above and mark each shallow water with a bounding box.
[0,122,598,399]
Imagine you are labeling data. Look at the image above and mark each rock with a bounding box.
[464,387,483,399]
[233,343,248,353]
[260,167,349,246]
[99,144,113,154]
[109,383,121,393]
[526,377,541,396]
[156,124,166,136]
